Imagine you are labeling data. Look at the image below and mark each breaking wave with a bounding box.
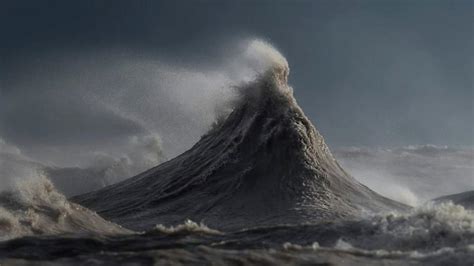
[336,202,474,251]
[0,175,129,241]
[435,190,474,210]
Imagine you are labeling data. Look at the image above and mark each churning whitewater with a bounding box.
[0,40,473,265]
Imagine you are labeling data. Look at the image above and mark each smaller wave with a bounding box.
[282,239,474,261]
[263,202,469,255]
[150,219,222,235]
[0,175,129,241]
[370,202,473,243]
[331,202,474,252]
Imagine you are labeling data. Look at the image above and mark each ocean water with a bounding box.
[0,40,472,265]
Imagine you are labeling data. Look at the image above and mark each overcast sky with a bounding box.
[1,0,472,165]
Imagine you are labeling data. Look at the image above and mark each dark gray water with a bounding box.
[1,209,473,265]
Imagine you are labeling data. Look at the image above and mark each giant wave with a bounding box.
[72,40,407,230]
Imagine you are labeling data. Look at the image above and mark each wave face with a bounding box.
[72,45,406,230]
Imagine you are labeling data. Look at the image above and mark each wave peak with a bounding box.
[72,44,407,231]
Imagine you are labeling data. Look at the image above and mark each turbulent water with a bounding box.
[1,41,473,265]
